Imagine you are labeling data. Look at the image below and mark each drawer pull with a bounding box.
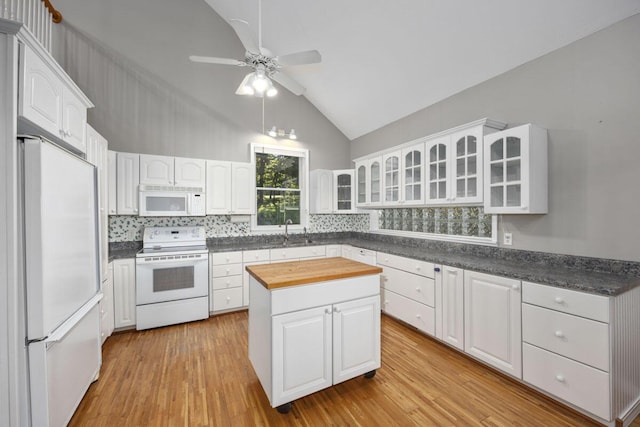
[226,296,231,302]
[415,287,421,292]
[555,375,565,383]
[415,266,420,271]
[554,330,565,338]
[554,296,564,304]
[434,267,441,272]
[416,314,421,319]
[511,284,520,291]
[384,300,389,305]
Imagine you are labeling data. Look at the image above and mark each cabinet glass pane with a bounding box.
[414,168,421,181]
[491,186,503,207]
[506,160,521,182]
[491,163,503,184]
[414,151,421,165]
[456,179,465,197]
[357,166,365,203]
[468,178,477,197]
[413,186,421,200]
[506,137,521,158]
[338,187,350,200]
[337,174,351,186]
[468,156,476,175]
[456,138,465,156]
[337,201,351,210]
[456,158,465,177]
[392,171,399,186]
[438,163,446,179]
[371,190,380,203]
[405,169,413,184]
[405,152,413,168]
[506,184,521,206]
[490,139,503,161]
[468,136,476,154]
[430,146,438,162]
[430,164,437,180]
[438,182,446,198]
[439,144,446,161]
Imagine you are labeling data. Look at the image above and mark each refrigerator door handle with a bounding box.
[45,293,103,343]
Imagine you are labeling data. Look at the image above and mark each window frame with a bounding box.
[250,143,309,233]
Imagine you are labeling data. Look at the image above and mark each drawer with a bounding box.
[211,275,243,290]
[381,266,435,307]
[382,288,435,336]
[242,249,270,263]
[346,247,377,266]
[270,245,326,261]
[212,287,244,312]
[210,251,243,265]
[376,252,435,278]
[522,304,609,371]
[210,263,243,278]
[522,281,609,323]
[523,343,610,420]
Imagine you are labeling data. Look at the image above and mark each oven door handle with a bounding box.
[136,256,207,266]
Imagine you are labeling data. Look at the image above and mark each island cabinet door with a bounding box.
[333,296,381,385]
[272,305,332,407]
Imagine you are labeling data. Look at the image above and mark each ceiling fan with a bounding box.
[190,0,321,97]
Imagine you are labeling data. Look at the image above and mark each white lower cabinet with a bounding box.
[210,251,243,313]
[249,275,380,409]
[242,249,270,307]
[378,252,435,336]
[113,258,136,329]
[342,245,377,265]
[522,281,613,421]
[435,265,464,351]
[464,271,522,378]
[99,262,115,344]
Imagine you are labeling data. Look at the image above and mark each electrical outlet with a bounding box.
[503,232,513,246]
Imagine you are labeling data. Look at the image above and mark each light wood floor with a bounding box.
[70,312,628,426]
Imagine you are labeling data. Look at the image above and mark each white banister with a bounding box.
[1,0,59,53]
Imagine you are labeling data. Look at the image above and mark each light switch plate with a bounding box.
[503,232,513,246]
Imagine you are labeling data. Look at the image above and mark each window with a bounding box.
[251,144,309,231]
[372,206,497,244]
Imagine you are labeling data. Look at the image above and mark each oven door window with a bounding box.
[153,266,194,292]
[146,196,186,212]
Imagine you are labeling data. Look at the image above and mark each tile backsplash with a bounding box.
[109,214,371,242]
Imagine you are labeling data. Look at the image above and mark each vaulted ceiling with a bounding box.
[203,1,640,139]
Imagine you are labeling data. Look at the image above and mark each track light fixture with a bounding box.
[267,126,297,140]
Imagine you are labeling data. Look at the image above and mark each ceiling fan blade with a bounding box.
[189,55,246,66]
[271,72,306,96]
[277,50,322,67]
[229,19,260,54]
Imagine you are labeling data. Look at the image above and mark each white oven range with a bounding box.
[135,226,209,330]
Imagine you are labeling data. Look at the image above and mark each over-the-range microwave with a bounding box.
[138,185,205,216]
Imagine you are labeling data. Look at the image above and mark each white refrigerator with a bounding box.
[21,137,102,427]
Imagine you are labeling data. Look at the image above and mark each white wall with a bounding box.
[51,0,351,170]
[351,14,640,262]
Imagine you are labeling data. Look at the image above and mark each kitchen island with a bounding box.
[246,257,383,413]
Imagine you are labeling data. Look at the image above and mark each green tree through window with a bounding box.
[255,152,301,225]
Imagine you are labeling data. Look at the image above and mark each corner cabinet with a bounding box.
[116,152,140,215]
[484,123,548,214]
[310,169,356,214]
[464,271,522,378]
[206,160,254,215]
[18,41,92,154]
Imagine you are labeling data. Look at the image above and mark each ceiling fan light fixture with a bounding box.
[252,69,269,94]
[266,80,278,97]
[235,72,256,96]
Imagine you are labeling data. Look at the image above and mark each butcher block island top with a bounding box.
[246,257,382,289]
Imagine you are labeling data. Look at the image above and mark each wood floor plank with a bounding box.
[69,311,636,426]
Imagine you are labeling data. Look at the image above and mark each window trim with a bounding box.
[250,143,309,233]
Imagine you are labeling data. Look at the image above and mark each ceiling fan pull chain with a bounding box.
[258,0,262,50]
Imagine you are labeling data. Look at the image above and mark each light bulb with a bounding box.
[252,70,269,93]
[288,129,297,140]
[266,86,278,97]
[268,126,277,137]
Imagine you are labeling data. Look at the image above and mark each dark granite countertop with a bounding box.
[110,232,640,297]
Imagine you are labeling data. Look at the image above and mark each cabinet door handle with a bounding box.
[415,287,421,292]
[554,296,564,304]
[511,284,520,291]
[325,308,332,314]
[434,267,441,272]
[415,265,421,271]
[554,330,565,338]
[334,306,341,313]
[226,296,231,302]
[416,314,421,319]
[555,375,565,383]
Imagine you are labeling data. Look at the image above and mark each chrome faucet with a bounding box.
[283,219,293,245]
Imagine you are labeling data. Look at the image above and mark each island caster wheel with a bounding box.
[364,370,376,379]
[277,402,292,414]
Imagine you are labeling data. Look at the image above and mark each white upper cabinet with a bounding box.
[425,136,449,204]
[382,152,401,204]
[86,125,109,281]
[140,154,206,188]
[18,42,91,154]
[174,157,206,187]
[484,124,547,214]
[107,151,117,215]
[401,143,424,205]
[116,152,140,215]
[206,160,254,215]
[140,154,174,186]
[310,169,357,214]
[354,157,382,208]
[334,170,355,213]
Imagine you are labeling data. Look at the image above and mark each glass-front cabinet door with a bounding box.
[401,143,424,204]
[483,123,548,214]
[370,159,381,205]
[450,128,483,204]
[334,170,355,213]
[356,164,366,205]
[426,136,449,204]
[382,152,400,204]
